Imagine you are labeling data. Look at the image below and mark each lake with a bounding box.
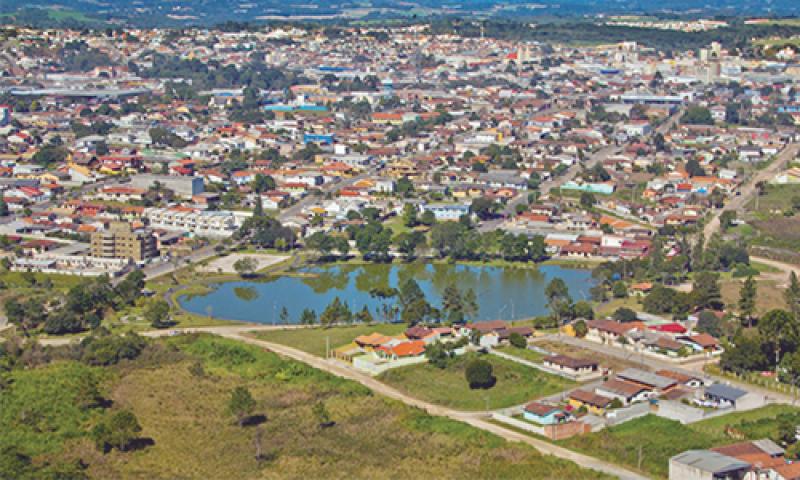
[178,263,596,324]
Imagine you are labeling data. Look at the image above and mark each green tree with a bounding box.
[781,351,800,405]
[92,409,142,453]
[509,332,527,349]
[786,272,800,321]
[462,289,478,321]
[300,308,317,325]
[465,358,495,389]
[145,299,172,328]
[545,278,572,325]
[759,309,799,373]
[228,386,256,427]
[691,272,722,310]
[739,275,757,328]
[573,301,594,320]
[469,197,497,221]
[442,284,464,323]
[613,307,638,323]
[233,257,258,277]
[312,401,334,428]
[402,203,418,228]
[579,192,596,209]
[320,297,353,326]
[612,281,628,299]
[573,319,588,338]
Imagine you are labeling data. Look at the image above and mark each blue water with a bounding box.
[179,263,595,324]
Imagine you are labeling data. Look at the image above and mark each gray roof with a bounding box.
[670,450,750,474]
[705,383,748,401]
[617,368,677,390]
[753,438,784,457]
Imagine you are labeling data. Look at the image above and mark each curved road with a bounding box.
[39,325,647,479]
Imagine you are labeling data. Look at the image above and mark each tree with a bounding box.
[402,203,418,228]
[759,309,799,373]
[683,105,713,125]
[355,305,374,324]
[697,311,723,338]
[0,198,8,217]
[462,289,478,321]
[426,341,451,369]
[739,275,757,327]
[145,299,172,328]
[786,272,800,321]
[442,284,464,323]
[300,308,317,325]
[579,192,596,209]
[320,297,352,326]
[720,333,769,374]
[691,272,722,310]
[546,278,572,325]
[419,210,436,226]
[508,332,527,349]
[465,358,495,389]
[233,257,258,277]
[92,409,142,453]
[781,351,800,405]
[469,197,497,221]
[573,319,588,338]
[573,301,594,320]
[612,281,628,299]
[228,386,256,427]
[613,307,638,323]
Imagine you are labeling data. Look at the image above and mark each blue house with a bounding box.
[522,402,570,425]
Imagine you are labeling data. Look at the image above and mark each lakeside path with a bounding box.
[39,325,647,480]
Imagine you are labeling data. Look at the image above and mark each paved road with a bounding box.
[704,143,800,243]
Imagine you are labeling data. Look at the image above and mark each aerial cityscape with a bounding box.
[5,3,800,480]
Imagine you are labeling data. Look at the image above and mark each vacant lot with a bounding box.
[1,334,607,479]
[377,353,575,411]
[254,324,406,357]
[721,278,787,315]
[559,405,800,479]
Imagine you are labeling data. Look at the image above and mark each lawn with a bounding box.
[254,323,407,357]
[495,346,546,363]
[559,405,800,479]
[377,352,575,411]
[1,334,608,479]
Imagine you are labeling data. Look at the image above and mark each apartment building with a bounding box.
[90,221,157,263]
[144,207,237,237]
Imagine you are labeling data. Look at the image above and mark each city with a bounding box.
[2,12,800,480]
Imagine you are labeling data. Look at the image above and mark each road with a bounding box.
[704,143,800,242]
[538,334,794,405]
[138,168,377,281]
[480,106,685,233]
[38,325,647,480]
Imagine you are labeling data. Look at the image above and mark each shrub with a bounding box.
[613,307,638,323]
[509,333,527,349]
[465,359,495,390]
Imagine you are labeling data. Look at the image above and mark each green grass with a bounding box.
[254,323,407,357]
[0,270,86,290]
[1,334,609,479]
[0,361,107,457]
[377,352,575,411]
[495,346,546,363]
[559,406,800,479]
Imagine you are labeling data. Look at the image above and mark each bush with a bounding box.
[465,358,495,389]
[509,332,527,349]
[613,307,638,323]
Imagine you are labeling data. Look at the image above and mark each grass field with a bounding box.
[740,184,800,252]
[254,324,407,357]
[377,353,575,410]
[1,334,608,479]
[559,405,800,479]
[721,278,786,315]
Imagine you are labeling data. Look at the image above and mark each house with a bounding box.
[543,354,599,377]
[375,340,426,360]
[595,378,653,405]
[703,383,760,410]
[567,389,613,415]
[656,370,705,389]
[668,450,751,480]
[680,333,722,353]
[586,319,640,343]
[523,402,571,425]
[616,368,678,393]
